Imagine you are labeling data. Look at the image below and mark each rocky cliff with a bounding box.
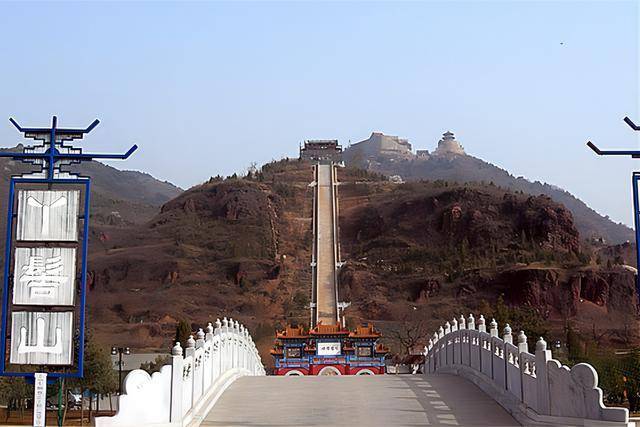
[83,159,639,355]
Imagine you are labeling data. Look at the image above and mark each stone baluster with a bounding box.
[433,332,439,343]
[451,318,458,332]
[535,337,551,415]
[467,314,475,330]
[478,315,486,333]
[503,324,513,345]
[234,320,240,368]
[489,318,498,337]
[438,326,444,338]
[170,342,184,422]
[444,321,451,334]
[196,328,205,348]
[458,314,466,330]
[428,339,433,351]
[187,335,196,351]
[205,322,215,381]
[229,318,236,370]
[240,325,247,369]
[222,318,229,371]
[215,319,223,377]
[517,331,528,353]
[246,329,251,370]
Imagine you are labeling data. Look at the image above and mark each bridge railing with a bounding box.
[96,317,266,427]
[424,314,630,427]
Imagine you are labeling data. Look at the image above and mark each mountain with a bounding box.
[343,132,633,244]
[0,146,182,224]
[82,159,639,362]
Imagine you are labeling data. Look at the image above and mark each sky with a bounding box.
[0,1,638,226]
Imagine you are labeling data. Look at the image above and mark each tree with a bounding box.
[175,319,192,348]
[479,295,549,342]
[386,317,429,359]
[140,355,171,374]
[565,322,584,363]
[0,377,31,421]
[68,332,118,423]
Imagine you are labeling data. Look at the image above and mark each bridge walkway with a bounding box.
[202,374,519,426]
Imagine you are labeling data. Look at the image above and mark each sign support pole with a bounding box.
[57,377,63,427]
[587,116,640,305]
[33,372,47,427]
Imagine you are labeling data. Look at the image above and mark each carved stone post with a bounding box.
[503,324,513,345]
[517,331,528,353]
[535,338,551,415]
[458,314,466,330]
[489,319,498,337]
[186,335,196,409]
[222,318,230,372]
[233,320,240,368]
[170,342,184,423]
[467,314,475,330]
[215,319,223,378]
[206,323,214,381]
[478,315,486,333]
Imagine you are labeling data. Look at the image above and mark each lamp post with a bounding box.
[111,347,130,395]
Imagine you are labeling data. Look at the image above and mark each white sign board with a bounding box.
[33,372,47,426]
[317,341,341,356]
[13,247,76,306]
[10,311,74,365]
[16,190,79,241]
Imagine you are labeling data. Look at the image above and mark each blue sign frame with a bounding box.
[0,116,136,380]
[588,116,640,305]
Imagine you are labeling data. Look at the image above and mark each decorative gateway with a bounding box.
[0,117,136,426]
[271,323,388,376]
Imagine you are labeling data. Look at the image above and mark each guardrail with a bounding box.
[424,314,630,427]
[96,318,265,427]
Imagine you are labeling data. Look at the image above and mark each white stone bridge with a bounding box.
[96,314,636,427]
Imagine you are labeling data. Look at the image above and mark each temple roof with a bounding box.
[349,323,382,338]
[310,322,350,335]
[275,325,309,339]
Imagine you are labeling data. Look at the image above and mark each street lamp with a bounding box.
[111,346,130,395]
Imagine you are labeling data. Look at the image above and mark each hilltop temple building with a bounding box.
[299,139,343,162]
[433,131,465,156]
[349,132,413,159]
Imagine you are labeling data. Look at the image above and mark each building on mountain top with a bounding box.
[433,131,465,156]
[349,132,413,159]
[300,140,343,162]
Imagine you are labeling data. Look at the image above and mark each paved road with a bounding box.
[314,164,337,324]
[202,374,520,427]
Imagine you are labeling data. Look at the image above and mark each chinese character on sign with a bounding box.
[20,255,68,295]
[13,247,76,306]
[16,190,80,242]
[10,311,73,365]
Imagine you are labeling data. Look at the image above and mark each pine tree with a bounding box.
[175,319,192,348]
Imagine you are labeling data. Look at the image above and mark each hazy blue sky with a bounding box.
[0,1,638,226]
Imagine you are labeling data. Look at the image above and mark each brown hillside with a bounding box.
[84,159,640,363]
